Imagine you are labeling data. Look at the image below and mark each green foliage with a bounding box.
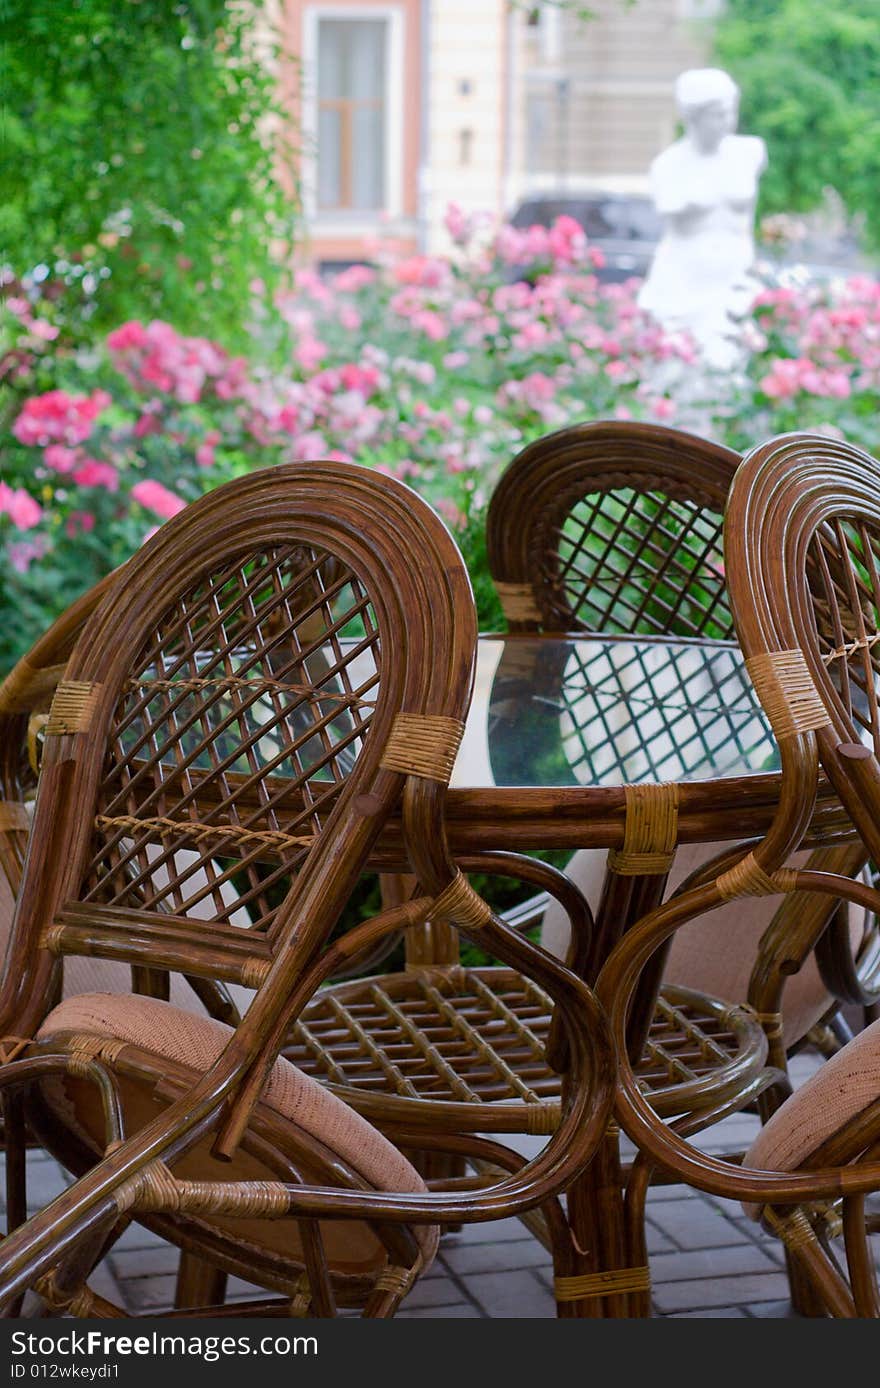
[715,0,880,243]
[0,0,296,344]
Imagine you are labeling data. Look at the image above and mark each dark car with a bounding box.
[510,193,662,282]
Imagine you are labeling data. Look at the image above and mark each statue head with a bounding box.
[675,68,739,154]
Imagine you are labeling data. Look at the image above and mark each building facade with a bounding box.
[281,0,717,264]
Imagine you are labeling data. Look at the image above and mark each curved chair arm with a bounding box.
[456,851,593,980]
[595,867,880,1210]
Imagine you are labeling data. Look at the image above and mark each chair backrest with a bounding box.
[725,432,880,867]
[486,420,739,638]
[2,462,477,1047]
[0,571,118,901]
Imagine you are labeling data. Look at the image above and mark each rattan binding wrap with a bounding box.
[34,1271,100,1318]
[241,958,271,989]
[526,1101,561,1135]
[554,1266,651,1301]
[495,582,542,624]
[374,1263,419,1297]
[66,1033,127,1078]
[431,871,493,930]
[746,650,832,741]
[380,713,465,783]
[764,1207,817,1252]
[0,802,29,833]
[289,1272,311,1315]
[45,681,102,736]
[115,1160,290,1217]
[716,851,798,900]
[756,1011,784,1042]
[607,782,679,875]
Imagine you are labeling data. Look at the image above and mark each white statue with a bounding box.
[638,68,767,366]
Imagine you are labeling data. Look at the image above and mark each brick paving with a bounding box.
[6,1050,870,1318]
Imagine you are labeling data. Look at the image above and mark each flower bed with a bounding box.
[3,209,880,672]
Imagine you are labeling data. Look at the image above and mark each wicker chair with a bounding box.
[486,419,875,1064]
[597,432,880,1317]
[0,462,615,1318]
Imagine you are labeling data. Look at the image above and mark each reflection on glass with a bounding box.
[483,636,778,789]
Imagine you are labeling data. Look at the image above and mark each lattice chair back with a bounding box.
[486,420,739,639]
[2,460,476,1041]
[727,434,880,867]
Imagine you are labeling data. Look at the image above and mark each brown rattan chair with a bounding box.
[596,432,880,1317]
[486,419,875,1067]
[0,563,609,1313]
[0,460,614,1318]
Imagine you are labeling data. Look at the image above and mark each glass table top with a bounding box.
[451,635,780,791]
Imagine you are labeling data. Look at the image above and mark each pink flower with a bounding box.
[65,511,96,538]
[604,360,629,381]
[0,483,42,529]
[131,479,186,519]
[332,265,377,293]
[443,351,469,370]
[13,389,108,446]
[73,458,119,491]
[649,397,676,421]
[107,321,148,351]
[43,444,79,474]
[195,429,222,468]
[134,411,163,438]
[28,319,60,341]
[444,202,473,247]
[411,309,448,341]
[520,372,556,405]
[292,431,327,462]
[547,215,587,267]
[294,337,327,371]
[338,305,362,332]
[338,363,381,396]
[393,256,447,288]
[7,535,50,573]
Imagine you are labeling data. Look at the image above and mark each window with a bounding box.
[316,19,387,212]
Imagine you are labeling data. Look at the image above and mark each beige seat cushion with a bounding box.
[742,1018,880,1219]
[542,844,864,1048]
[36,993,439,1278]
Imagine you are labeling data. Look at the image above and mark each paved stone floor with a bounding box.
[8,1050,872,1318]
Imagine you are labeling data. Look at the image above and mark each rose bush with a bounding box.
[3,209,880,672]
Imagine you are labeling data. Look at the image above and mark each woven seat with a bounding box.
[34,993,438,1280]
[288,970,765,1126]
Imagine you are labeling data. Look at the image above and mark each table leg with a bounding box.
[567,823,672,1318]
